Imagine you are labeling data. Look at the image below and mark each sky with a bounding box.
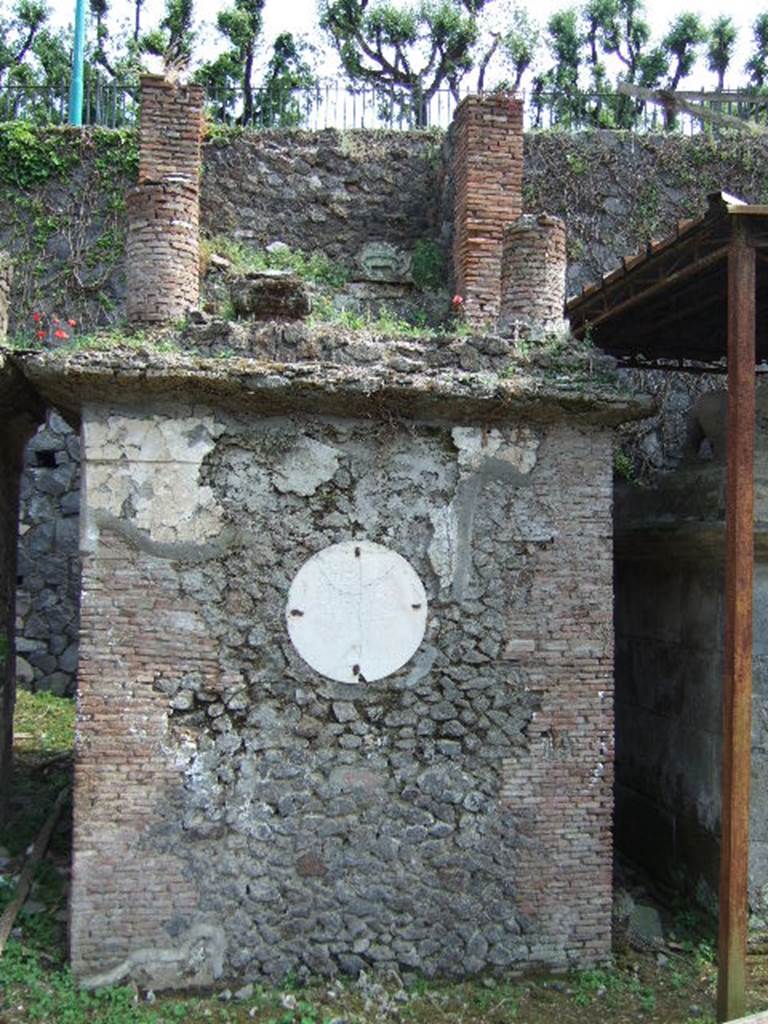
[46,0,768,91]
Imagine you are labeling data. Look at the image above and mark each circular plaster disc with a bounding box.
[285,540,428,684]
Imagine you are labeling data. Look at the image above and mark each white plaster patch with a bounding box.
[451,426,539,474]
[272,438,341,496]
[79,923,226,990]
[82,409,224,545]
[285,540,427,684]
[428,504,459,591]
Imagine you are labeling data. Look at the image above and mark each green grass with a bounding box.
[202,237,350,288]
[14,689,75,757]
[3,325,182,355]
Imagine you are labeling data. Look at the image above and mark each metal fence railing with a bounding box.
[2,78,767,134]
[0,79,139,128]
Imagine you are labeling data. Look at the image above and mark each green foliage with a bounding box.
[203,236,350,287]
[139,0,195,67]
[497,7,540,92]
[662,11,708,91]
[747,13,768,89]
[254,33,317,128]
[195,0,265,124]
[411,239,445,291]
[613,447,636,482]
[707,16,736,90]
[0,123,79,190]
[320,0,482,126]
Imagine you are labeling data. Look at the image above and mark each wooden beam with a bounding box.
[717,230,757,1023]
[570,246,728,335]
[617,82,767,135]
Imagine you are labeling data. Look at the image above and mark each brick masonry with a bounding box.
[126,76,203,324]
[451,95,523,326]
[137,76,204,187]
[68,386,617,989]
[500,214,567,335]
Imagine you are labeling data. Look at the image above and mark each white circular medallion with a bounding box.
[285,540,428,684]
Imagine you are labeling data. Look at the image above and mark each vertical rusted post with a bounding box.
[717,227,756,1024]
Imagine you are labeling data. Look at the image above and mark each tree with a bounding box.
[493,5,539,92]
[542,8,583,125]
[255,32,317,126]
[140,0,195,76]
[707,15,736,90]
[319,0,486,126]
[196,0,265,123]
[746,12,768,89]
[661,11,707,91]
[0,0,49,89]
[90,0,116,78]
[134,0,144,42]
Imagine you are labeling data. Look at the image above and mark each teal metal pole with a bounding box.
[68,0,86,126]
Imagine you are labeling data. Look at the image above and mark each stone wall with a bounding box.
[202,130,442,271]
[16,411,80,695]
[3,127,768,333]
[12,123,753,694]
[451,96,523,326]
[614,387,768,927]
[68,388,616,989]
[0,358,44,818]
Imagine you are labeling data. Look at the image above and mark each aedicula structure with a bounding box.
[0,79,652,990]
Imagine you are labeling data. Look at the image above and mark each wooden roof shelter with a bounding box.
[568,192,768,365]
[568,192,765,1024]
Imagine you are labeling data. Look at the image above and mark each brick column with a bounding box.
[451,95,523,327]
[0,253,12,341]
[499,213,567,336]
[126,76,204,325]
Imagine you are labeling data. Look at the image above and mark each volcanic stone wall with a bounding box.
[70,401,615,989]
[614,387,768,927]
[126,76,203,324]
[0,359,44,818]
[16,411,81,695]
[500,214,567,334]
[451,95,523,326]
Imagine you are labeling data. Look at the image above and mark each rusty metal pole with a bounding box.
[717,228,756,1024]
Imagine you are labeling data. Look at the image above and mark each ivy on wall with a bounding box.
[0,124,138,333]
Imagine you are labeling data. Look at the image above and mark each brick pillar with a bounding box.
[126,76,204,324]
[499,213,567,336]
[0,253,12,341]
[451,94,523,327]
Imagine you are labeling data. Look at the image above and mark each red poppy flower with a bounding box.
[68,319,77,327]
[451,294,464,307]
[32,312,41,323]
[54,329,69,340]
[36,330,46,340]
